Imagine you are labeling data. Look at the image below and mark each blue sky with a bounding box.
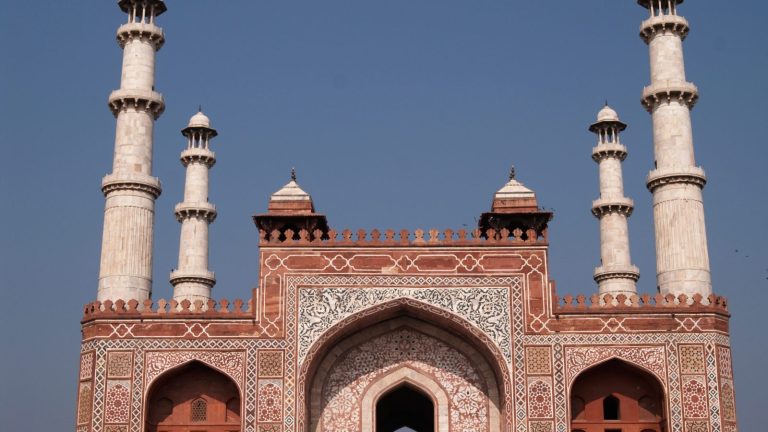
[1,0,766,429]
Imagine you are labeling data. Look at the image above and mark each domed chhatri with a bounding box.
[187,110,211,129]
[596,104,619,123]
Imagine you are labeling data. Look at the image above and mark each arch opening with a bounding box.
[145,361,241,432]
[570,359,666,432]
[376,384,435,432]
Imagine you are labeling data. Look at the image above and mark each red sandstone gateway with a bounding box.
[77,1,737,431]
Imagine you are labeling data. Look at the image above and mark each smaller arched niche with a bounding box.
[570,359,666,432]
[376,384,435,432]
[145,361,242,432]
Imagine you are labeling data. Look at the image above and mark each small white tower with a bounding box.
[98,0,167,302]
[170,110,218,304]
[638,0,711,297]
[589,106,640,300]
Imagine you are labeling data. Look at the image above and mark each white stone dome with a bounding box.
[188,111,211,128]
[597,105,620,122]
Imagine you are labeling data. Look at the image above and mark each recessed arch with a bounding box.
[144,361,242,432]
[298,297,512,431]
[569,358,667,432]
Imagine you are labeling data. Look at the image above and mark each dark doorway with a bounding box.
[376,385,435,432]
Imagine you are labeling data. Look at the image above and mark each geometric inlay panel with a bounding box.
[526,346,552,375]
[107,352,133,379]
[679,345,706,375]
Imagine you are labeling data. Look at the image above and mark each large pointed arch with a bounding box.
[297,297,512,431]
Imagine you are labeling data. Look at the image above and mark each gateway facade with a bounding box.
[75,1,738,431]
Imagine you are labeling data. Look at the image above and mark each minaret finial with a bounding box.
[509,165,516,181]
[605,99,609,107]
[198,104,202,112]
[291,167,297,182]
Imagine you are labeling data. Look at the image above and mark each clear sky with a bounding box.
[1,0,766,429]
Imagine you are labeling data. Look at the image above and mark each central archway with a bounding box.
[307,315,503,432]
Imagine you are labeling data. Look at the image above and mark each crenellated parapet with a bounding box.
[258,227,548,247]
[82,297,253,319]
[555,292,728,314]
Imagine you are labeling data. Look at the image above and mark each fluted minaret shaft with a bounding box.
[170,112,218,303]
[98,0,167,302]
[638,0,711,297]
[590,107,639,299]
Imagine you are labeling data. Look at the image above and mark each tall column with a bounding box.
[98,0,167,302]
[170,111,218,304]
[638,0,711,297]
[589,106,639,300]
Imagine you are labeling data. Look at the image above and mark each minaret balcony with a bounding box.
[101,173,162,198]
[116,22,165,49]
[174,202,217,222]
[181,148,216,167]
[594,265,640,283]
[640,14,689,42]
[591,143,628,162]
[591,197,634,217]
[108,88,165,119]
[641,80,698,112]
[646,166,707,191]
[169,269,216,288]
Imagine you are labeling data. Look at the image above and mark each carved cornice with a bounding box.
[594,265,641,283]
[169,269,216,288]
[639,14,690,43]
[180,148,216,168]
[101,173,161,198]
[646,166,707,192]
[641,81,699,112]
[174,202,217,222]
[591,197,634,217]
[116,22,165,50]
[108,89,165,119]
[592,143,628,162]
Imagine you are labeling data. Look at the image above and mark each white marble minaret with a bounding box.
[590,105,639,299]
[638,0,711,297]
[170,111,218,304]
[98,0,167,301]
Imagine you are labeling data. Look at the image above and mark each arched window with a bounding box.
[603,395,620,420]
[190,398,207,422]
